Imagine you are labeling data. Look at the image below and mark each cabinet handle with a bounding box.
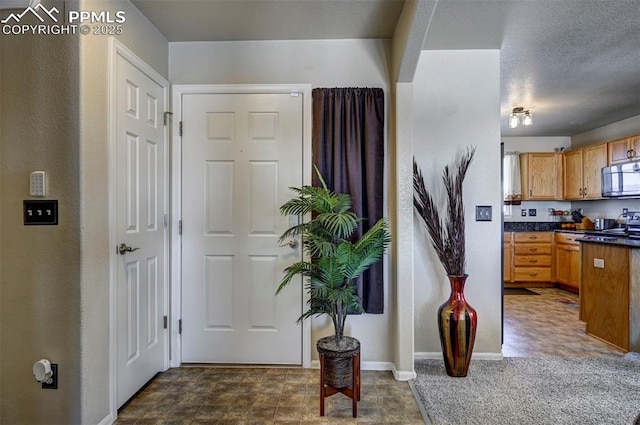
[529,273,537,277]
[529,248,538,252]
[628,149,633,159]
[529,189,532,197]
[528,236,537,240]
[631,148,636,158]
[529,259,538,263]
[579,188,582,195]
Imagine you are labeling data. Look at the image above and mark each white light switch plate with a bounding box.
[594,258,605,269]
[30,171,46,197]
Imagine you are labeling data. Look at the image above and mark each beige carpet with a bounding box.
[411,353,640,425]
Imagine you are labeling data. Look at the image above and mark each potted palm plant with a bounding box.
[413,146,477,377]
[277,167,390,344]
[276,167,390,402]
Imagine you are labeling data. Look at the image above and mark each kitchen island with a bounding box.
[577,236,640,352]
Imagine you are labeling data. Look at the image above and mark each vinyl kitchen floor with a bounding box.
[116,287,624,424]
[502,287,625,358]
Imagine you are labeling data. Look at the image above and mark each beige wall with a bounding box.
[413,50,503,357]
[0,1,81,423]
[79,1,168,423]
[1,0,167,423]
[170,39,396,366]
[571,114,640,148]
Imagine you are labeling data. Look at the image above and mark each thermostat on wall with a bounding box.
[30,171,46,197]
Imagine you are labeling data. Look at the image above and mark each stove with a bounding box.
[626,211,640,239]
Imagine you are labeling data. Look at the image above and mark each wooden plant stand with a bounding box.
[317,336,361,418]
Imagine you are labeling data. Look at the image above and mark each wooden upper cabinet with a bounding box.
[563,143,607,200]
[520,153,563,200]
[608,134,640,165]
[582,143,607,199]
[563,150,583,200]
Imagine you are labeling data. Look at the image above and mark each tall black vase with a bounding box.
[437,274,477,377]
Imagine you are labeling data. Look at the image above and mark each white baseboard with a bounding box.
[392,364,417,381]
[96,413,115,425]
[414,351,504,361]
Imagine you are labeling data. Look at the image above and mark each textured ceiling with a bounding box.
[423,0,640,137]
[132,0,640,137]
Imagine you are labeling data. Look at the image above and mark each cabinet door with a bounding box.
[504,243,512,282]
[629,135,640,161]
[555,246,571,284]
[583,143,607,199]
[569,248,581,290]
[563,150,583,200]
[520,153,562,200]
[608,138,632,165]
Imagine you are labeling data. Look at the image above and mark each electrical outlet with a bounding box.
[42,364,58,389]
[623,208,628,217]
[521,209,527,217]
[528,209,537,217]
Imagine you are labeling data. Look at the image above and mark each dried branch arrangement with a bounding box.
[413,147,476,276]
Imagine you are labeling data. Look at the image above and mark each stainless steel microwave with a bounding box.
[602,161,640,197]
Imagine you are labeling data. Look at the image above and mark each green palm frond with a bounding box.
[315,211,359,239]
[276,166,390,339]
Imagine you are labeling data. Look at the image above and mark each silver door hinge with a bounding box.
[163,214,168,229]
[178,319,182,334]
[178,220,183,235]
[179,121,183,136]
[163,111,173,126]
[163,315,168,329]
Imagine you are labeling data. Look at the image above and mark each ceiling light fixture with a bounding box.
[509,107,533,128]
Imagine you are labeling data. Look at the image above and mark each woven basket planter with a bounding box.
[317,336,360,389]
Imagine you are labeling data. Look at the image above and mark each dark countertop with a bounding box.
[503,222,562,232]
[505,222,640,248]
[576,235,640,248]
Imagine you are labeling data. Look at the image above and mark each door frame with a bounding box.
[108,37,170,416]
[170,84,313,368]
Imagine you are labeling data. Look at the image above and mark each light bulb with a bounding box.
[523,111,533,126]
[509,113,519,128]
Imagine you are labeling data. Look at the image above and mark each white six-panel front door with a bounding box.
[115,51,167,407]
[181,93,303,364]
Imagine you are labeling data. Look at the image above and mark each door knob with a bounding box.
[118,243,140,255]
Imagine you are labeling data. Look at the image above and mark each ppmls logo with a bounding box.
[1,3,58,24]
[2,4,126,35]
[1,3,75,35]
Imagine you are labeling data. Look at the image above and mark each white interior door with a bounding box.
[115,51,167,407]
[181,92,303,364]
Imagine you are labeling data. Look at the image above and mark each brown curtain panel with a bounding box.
[312,87,385,314]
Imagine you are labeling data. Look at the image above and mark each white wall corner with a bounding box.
[392,363,417,381]
[394,82,416,376]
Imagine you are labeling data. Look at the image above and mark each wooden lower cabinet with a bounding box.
[580,243,630,351]
[503,232,513,282]
[554,232,581,294]
[511,232,553,283]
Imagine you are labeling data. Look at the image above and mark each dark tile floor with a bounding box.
[116,367,424,424]
[117,287,624,424]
